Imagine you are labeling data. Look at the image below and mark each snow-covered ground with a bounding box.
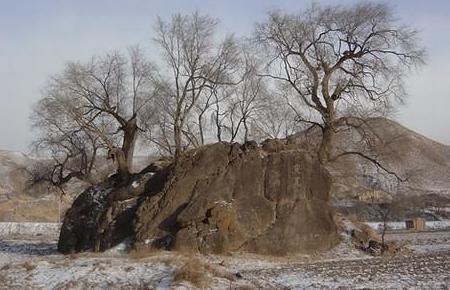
[0,222,61,239]
[0,240,174,289]
[0,240,254,289]
[0,223,449,289]
[385,230,450,254]
[366,220,450,231]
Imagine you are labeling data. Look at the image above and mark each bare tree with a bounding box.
[210,86,231,143]
[251,93,300,140]
[32,46,157,180]
[30,89,106,188]
[153,12,240,158]
[228,57,266,143]
[377,197,406,252]
[206,62,300,144]
[255,2,425,162]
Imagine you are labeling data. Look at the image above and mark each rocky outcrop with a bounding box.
[58,173,155,254]
[133,142,339,255]
[58,141,339,256]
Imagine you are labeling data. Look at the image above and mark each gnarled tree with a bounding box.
[30,97,105,188]
[255,2,425,163]
[32,47,157,180]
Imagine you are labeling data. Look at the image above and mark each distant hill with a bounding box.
[0,150,35,198]
[291,117,450,201]
[0,150,60,221]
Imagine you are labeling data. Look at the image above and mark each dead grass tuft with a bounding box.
[128,244,162,260]
[22,261,36,271]
[235,286,255,290]
[172,258,209,287]
[172,255,237,288]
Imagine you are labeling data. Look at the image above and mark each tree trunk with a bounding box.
[318,107,336,163]
[318,124,334,163]
[121,117,138,170]
[381,214,388,252]
[112,116,138,179]
[111,149,129,178]
[243,118,249,143]
[174,122,182,161]
[198,112,205,146]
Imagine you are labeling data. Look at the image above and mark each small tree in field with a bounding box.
[377,197,407,251]
[255,2,425,163]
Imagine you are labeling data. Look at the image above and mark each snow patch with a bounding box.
[365,220,450,231]
[0,222,61,238]
[132,180,140,188]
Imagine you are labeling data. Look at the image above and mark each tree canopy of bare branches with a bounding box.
[255,2,425,162]
[32,47,157,180]
[30,98,103,187]
[31,4,426,188]
[150,12,241,158]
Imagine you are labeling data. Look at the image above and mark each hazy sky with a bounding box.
[1,0,449,152]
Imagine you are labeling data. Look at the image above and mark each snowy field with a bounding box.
[365,220,450,231]
[0,223,449,289]
[0,222,61,239]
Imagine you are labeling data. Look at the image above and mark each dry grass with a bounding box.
[346,213,362,224]
[127,244,163,260]
[0,199,69,222]
[172,258,209,287]
[171,255,237,288]
[21,261,36,271]
[53,280,81,290]
[235,286,255,290]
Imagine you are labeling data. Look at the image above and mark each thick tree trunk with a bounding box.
[114,150,130,178]
[318,106,336,163]
[121,116,138,171]
[318,125,334,163]
[110,116,138,179]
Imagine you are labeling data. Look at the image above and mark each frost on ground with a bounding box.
[0,222,61,239]
[0,240,251,290]
[366,220,450,231]
[0,240,174,289]
[0,225,449,289]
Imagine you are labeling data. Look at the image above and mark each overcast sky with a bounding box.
[1,0,449,152]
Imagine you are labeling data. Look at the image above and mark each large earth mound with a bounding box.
[58,141,339,256]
